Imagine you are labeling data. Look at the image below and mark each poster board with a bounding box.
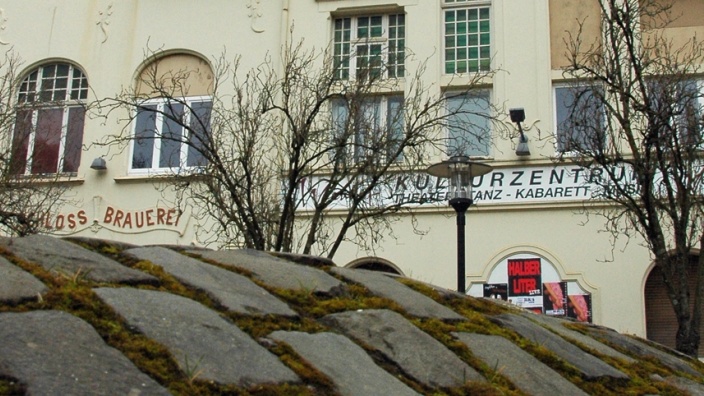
[471,254,592,322]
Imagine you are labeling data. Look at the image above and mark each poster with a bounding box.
[543,282,567,316]
[567,294,592,323]
[505,258,543,310]
[508,258,542,297]
[483,283,508,300]
[473,254,592,321]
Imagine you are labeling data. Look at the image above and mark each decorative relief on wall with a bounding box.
[246,0,265,33]
[96,3,113,43]
[0,9,9,45]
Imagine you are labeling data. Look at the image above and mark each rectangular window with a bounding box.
[446,90,492,157]
[130,97,211,173]
[444,3,491,74]
[649,79,703,147]
[333,14,405,80]
[554,85,604,153]
[10,106,85,175]
[331,95,404,163]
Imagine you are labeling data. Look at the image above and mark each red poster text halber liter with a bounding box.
[508,258,542,296]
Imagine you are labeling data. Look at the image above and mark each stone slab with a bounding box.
[94,287,299,386]
[0,256,47,304]
[268,330,420,396]
[0,235,157,284]
[125,246,297,317]
[331,267,465,320]
[586,326,700,376]
[663,375,704,395]
[321,309,483,387]
[195,249,342,293]
[270,251,335,269]
[491,313,628,380]
[453,332,589,396]
[0,310,169,395]
[522,313,636,363]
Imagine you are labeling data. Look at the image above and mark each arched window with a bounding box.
[346,257,404,275]
[130,53,213,174]
[12,63,88,175]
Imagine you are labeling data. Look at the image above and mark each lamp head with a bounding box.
[426,156,493,202]
[90,157,107,171]
[509,108,525,123]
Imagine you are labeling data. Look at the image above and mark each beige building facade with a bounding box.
[1,0,702,353]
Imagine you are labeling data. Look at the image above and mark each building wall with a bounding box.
[1,0,700,340]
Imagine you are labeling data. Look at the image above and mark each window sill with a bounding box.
[325,2,406,16]
[13,174,85,186]
[114,171,206,184]
[441,73,494,88]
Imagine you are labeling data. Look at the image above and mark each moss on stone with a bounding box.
[267,342,338,395]
[271,283,404,319]
[0,377,25,396]
[1,241,703,395]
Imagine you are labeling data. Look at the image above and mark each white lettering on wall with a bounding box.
[296,164,640,210]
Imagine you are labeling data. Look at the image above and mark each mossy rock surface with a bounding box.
[0,235,702,395]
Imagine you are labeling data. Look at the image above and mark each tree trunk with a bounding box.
[675,318,699,357]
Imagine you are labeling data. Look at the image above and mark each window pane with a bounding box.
[555,86,603,152]
[32,108,63,174]
[370,16,383,37]
[555,87,574,152]
[444,7,491,74]
[187,101,211,167]
[331,99,350,161]
[333,17,352,80]
[355,99,380,161]
[18,71,38,103]
[132,105,157,169]
[159,103,184,168]
[447,92,491,157]
[387,96,404,161]
[62,107,85,173]
[10,110,33,174]
[676,81,702,145]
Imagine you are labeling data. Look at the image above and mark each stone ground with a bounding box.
[0,235,703,395]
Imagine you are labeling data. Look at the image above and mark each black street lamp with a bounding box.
[427,156,493,293]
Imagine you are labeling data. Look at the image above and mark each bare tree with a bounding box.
[560,0,704,356]
[0,50,77,236]
[96,40,499,258]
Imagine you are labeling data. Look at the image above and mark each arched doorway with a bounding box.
[644,254,703,356]
[345,257,403,275]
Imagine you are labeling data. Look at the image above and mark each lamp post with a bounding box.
[427,156,493,293]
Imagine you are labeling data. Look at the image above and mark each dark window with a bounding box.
[554,85,605,153]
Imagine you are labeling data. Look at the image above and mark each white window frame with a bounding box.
[442,0,492,75]
[13,63,87,175]
[128,96,211,175]
[331,95,404,164]
[333,13,405,80]
[445,89,492,158]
